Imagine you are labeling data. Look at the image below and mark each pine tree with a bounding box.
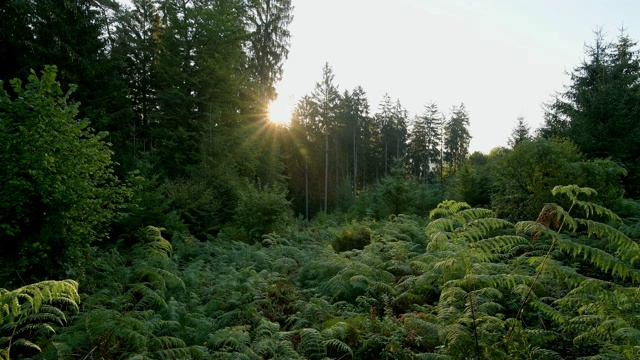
[507,116,531,148]
[112,0,163,161]
[340,86,370,197]
[443,103,471,174]
[309,63,341,212]
[408,102,443,183]
[375,95,407,175]
[541,29,640,197]
[245,0,293,105]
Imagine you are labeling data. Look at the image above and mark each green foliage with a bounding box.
[490,138,626,222]
[19,187,639,359]
[234,181,293,241]
[353,169,446,219]
[0,280,79,360]
[331,223,372,252]
[0,66,130,283]
[541,30,640,197]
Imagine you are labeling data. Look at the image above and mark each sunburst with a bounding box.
[267,94,294,126]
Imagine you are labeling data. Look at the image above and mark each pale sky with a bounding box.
[273,0,640,153]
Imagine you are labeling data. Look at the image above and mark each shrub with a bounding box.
[234,181,293,241]
[0,66,129,283]
[332,224,372,252]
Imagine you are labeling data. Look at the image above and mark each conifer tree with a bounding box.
[542,30,640,197]
[443,103,471,174]
[408,102,443,182]
[507,116,531,148]
[246,0,294,105]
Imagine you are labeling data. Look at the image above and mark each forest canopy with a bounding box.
[1,1,640,359]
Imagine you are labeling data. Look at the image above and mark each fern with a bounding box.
[0,280,79,360]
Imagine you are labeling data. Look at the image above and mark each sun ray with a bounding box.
[267,94,295,126]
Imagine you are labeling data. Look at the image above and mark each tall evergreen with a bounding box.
[245,0,293,105]
[542,30,640,197]
[408,102,443,182]
[443,103,471,174]
[508,116,531,148]
[342,86,371,196]
[111,0,163,164]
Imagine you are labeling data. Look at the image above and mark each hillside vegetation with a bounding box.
[2,1,640,359]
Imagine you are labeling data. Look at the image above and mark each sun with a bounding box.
[267,95,294,126]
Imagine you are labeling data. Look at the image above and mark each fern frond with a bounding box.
[426,218,456,236]
[139,226,173,259]
[429,200,471,219]
[474,235,530,254]
[551,185,597,202]
[464,218,513,239]
[299,328,324,357]
[556,236,640,282]
[323,338,353,357]
[574,200,621,221]
[130,283,167,309]
[149,335,187,350]
[12,338,41,352]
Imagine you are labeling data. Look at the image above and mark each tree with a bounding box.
[339,86,370,197]
[245,0,294,105]
[490,138,626,221]
[542,30,640,197]
[0,66,129,284]
[443,103,471,174]
[111,0,163,162]
[408,102,443,183]
[310,63,341,212]
[375,95,407,175]
[507,116,531,148]
[453,152,491,206]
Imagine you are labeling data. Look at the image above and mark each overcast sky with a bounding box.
[274,0,640,153]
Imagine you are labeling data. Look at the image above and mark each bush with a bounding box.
[234,181,293,241]
[0,66,129,283]
[332,224,372,252]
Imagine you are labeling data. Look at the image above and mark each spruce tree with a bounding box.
[507,116,531,148]
[443,103,471,174]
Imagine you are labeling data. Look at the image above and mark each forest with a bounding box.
[2,0,640,359]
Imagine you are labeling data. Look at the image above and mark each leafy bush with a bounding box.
[331,223,372,252]
[234,181,293,241]
[0,66,130,283]
[352,170,445,219]
[490,138,626,221]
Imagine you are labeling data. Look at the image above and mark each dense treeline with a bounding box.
[285,63,472,217]
[2,1,640,358]
[0,0,293,282]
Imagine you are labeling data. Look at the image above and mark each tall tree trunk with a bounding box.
[335,136,339,210]
[304,156,309,221]
[384,141,388,175]
[324,133,328,212]
[353,126,357,197]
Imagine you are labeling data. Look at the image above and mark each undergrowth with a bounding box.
[4,186,639,359]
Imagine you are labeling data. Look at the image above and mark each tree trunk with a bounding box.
[353,126,357,198]
[304,156,309,221]
[335,136,339,210]
[324,133,328,213]
[384,141,388,175]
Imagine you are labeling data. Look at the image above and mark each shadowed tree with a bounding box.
[508,115,531,148]
[541,29,640,197]
[443,103,471,174]
[245,0,293,106]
